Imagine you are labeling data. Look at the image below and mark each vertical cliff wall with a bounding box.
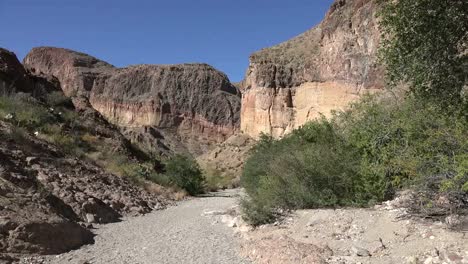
[23,47,241,153]
[241,0,383,138]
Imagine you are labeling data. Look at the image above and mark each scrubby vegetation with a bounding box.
[379,0,467,106]
[204,166,238,192]
[241,0,467,226]
[165,155,206,196]
[241,95,467,225]
[0,93,208,196]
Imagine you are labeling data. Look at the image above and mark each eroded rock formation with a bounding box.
[241,0,383,138]
[23,48,241,153]
[0,49,167,258]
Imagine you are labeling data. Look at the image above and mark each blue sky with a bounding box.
[1,0,333,82]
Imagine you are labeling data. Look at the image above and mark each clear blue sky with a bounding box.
[1,0,333,82]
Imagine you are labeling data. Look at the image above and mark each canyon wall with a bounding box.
[23,47,241,153]
[241,0,383,138]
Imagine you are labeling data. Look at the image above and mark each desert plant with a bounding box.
[379,0,468,107]
[241,119,363,225]
[165,155,205,195]
[241,95,467,226]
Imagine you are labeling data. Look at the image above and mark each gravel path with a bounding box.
[44,189,250,264]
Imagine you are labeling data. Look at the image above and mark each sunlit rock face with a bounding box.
[241,0,383,138]
[23,47,241,145]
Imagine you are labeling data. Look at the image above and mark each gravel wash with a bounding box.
[41,190,250,264]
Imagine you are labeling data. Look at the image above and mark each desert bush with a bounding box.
[0,95,53,129]
[241,120,363,225]
[379,0,467,106]
[165,154,205,195]
[45,91,73,107]
[204,166,237,192]
[241,95,467,226]
[342,96,467,214]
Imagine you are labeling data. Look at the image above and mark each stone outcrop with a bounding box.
[0,120,166,256]
[23,48,241,153]
[197,134,255,188]
[241,0,383,138]
[0,48,60,97]
[0,48,168,258]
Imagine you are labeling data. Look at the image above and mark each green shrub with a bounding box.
[165,155,205,195]
[0,95,53,129]
[241,95,467,226]
[241,119,363,225]
[45,91,73,107]
[340,96,467,208]
[204,166,237,192]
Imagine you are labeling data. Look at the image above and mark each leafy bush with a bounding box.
[165,155,206,195]
[0,94,178,195]
[379,0,467,106]
[241,95,467,225]
[241,120,363,225]
[204,166,237,192]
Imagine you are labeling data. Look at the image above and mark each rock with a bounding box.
[407,256,419,264]
[0,119,167,256]
[23,47,241,152]
[0,48,59,97]
[7,221,94,254]
[25,157,38,165]
[445,214,468,230]
[240,0,383,138]
[352,246,371,257]
[446,252,463,263]
[85,214,96,224]
[0,48,30,94]
[197,134,255,183]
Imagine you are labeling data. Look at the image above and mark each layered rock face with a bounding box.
[242,0,383,138]
[23,48,241,151]
[0,49,167,257]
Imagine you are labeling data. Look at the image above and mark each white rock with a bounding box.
[86,213,96,223]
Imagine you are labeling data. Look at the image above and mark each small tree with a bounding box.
[379,0,468,107]
[165,154,205,195]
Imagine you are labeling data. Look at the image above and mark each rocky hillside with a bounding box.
[23,47,241,155]
[241,0,383,138]
[0,48,168,261]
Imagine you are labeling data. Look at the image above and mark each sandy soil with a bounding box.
[232,199,468,264]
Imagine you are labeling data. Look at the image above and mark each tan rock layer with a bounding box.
[242,0,383,138]
[241,81,380,138]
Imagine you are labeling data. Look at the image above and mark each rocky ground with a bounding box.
[197,134,255,188]
[206,193,468,264]
[0,119,167,261]
[21,189,250,264]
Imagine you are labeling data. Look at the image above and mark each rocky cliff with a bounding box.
[23,47,241,154]
[241,0,383,138]
[0,48,167,259]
